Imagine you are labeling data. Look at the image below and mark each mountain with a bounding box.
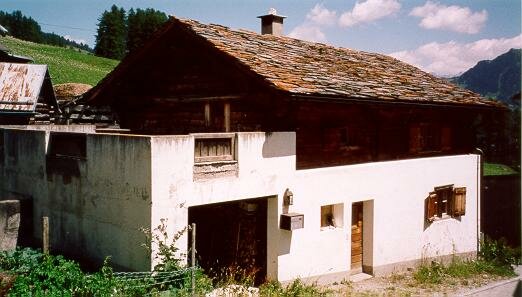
[451,48,521,105]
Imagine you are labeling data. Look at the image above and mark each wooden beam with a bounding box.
[151,95,243,103]
[224,102,230,132]
[204,102,211,127]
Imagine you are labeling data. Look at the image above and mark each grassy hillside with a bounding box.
[0,36,119,85]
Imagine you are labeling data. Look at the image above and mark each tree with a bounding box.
[126,8,167,53]
[94,5,127,59]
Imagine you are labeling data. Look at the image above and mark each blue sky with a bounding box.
[2,0,521,76]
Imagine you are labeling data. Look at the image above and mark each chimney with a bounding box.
[257,8,286,36]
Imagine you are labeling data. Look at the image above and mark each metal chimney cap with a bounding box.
[257,8,287,19]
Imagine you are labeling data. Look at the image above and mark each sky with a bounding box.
[1,0,521,77]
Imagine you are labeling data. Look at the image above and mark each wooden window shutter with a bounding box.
[409,124,421,153]
[441,126,452,151]
[452,187,466,216]
[425,192,438,222]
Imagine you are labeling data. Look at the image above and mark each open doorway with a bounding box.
[188,197,267,285]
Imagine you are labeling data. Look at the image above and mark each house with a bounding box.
[0,63,59,125]
[0,12,505,284]
[0,43,33,63]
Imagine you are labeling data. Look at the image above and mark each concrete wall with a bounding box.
[1,128,479,281]
[0,128,152,270]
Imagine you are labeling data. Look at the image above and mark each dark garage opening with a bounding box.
[188,197,267,285]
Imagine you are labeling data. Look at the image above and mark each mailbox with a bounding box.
[280,213,304,230]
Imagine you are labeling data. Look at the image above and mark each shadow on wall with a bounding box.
[262,132,295,158]
[278,229,292,256]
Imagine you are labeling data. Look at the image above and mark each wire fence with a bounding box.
[107,267,197,296]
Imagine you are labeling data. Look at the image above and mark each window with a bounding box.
[321,203,344,230]
[48,133,86,159]
[194,134,235,163]
[410,123,443,153]
[425,185,467,222]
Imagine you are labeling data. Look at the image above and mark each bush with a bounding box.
[0,249,119,296]
[479,236,520,268]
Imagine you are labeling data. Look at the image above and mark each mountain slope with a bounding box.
[0,36,118,85]
[452,48,521,104]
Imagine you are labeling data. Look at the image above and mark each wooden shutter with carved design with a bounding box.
[452,187,466,216]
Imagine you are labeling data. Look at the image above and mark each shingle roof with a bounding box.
[177,18,501,108]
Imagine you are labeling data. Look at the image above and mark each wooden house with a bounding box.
[0,13,505,284]
[84,15,502,169]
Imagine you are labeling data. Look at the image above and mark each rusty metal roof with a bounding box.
[0,63,54,112]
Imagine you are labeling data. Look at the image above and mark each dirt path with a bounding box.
[326,267,521,296]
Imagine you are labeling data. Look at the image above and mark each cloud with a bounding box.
[288,24,327,43]
[410,1,487,34]
[288,3,334,42]
[306,4,337,26]
[389,34,522,77]
[64,35,86,45]
[338,0,401,27]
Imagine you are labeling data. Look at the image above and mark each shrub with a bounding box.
[479,236,520,268]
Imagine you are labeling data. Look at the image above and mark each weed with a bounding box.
[258,278,332,296]
[479,236,520,268]
[141,218,187,272]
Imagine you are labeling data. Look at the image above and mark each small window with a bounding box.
[425,185,467,222]
[48,133,86,159]
[321,203,344,230]
[194,134,235,163]
[410,123,445,153]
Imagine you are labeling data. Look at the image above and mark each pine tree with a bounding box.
[126,8,167,53]
[94,5,127,59]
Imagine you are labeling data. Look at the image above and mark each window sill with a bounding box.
[428,214,460,224]
[320,226,343,232]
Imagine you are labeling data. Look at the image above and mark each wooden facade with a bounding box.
[83,16,503,170]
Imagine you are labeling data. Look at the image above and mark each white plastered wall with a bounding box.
[0,128,153,271]
[1,129,479,280]
[149,132,479,282]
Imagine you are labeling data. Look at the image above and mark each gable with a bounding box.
[87,21,272,109]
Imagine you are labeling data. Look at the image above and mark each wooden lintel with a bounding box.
[151,95,243,103]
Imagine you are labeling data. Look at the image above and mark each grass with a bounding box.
[483,162,518,176]
[413,259,515,285]
[0,36,119,85]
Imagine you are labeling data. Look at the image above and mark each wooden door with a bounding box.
[351,202,363,271]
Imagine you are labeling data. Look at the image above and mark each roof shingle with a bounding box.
[178,17,501,108]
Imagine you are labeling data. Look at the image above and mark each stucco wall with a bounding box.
[278,154,478,280]
[150,132,479,282]
[1,129,479,281]
[0,128,152,271]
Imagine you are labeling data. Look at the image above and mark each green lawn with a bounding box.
[484,163,519,176]
[0,36,119,85]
